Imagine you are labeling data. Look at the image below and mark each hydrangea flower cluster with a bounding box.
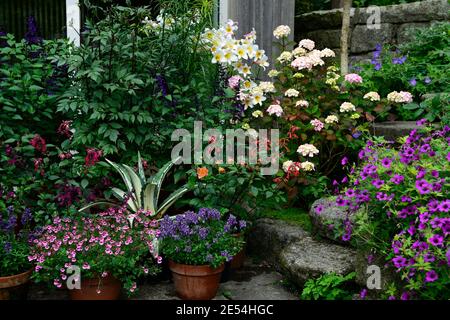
[29,205,161,295]
[158,208,244,268]
[336,123,450,299]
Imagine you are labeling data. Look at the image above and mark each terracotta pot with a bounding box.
[69,274,122,300]
[0,269,33,300]
[230,233,246,270]
[169,260,224,300]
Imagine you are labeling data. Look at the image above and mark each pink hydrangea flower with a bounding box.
[345,73,363,84]
[310,119,324,132]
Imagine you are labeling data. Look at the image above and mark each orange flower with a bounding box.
[218,167,226,174]
[197,167,209,179]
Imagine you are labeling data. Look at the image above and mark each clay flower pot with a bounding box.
[69,274,122,300]
[169,260,224,300]
[230,233,246,270]
[0,269,33,300]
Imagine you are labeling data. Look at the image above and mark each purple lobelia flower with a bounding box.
[409,78,417,86]
[424,77,432,84]
[3,242,12,253]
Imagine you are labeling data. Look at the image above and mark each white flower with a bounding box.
[320,48,335,58]
[298,39,315,51]
[285,89,299,97]
[252,110,264,118]
[282,160,294,173]
[325,115,339,124]
[273,25,291,39]
[387,91,413,103]
[258,81,276,93]
[212,50,225,64]
[239,64,252,77]
[340,102,356,113]
[300,161,315,172]
[266,104,283,117]
[251,90,266,106]
[296,100,309,107]
[293,47,307,57]
[297,144,319,158]
[277,51,293,63]
[268,70,280,77]
[363,91,381,102]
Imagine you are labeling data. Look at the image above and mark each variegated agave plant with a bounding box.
[80,153,188,219]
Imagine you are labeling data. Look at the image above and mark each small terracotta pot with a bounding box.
[69,274,122,300]
[169,260,224,300]
[230,233,246,270]
[0,269,33,300]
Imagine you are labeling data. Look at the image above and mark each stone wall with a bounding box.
[295,0,449,61]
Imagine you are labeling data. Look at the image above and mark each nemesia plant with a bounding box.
[158,208,245,268]
[336,123,450,300]
[29,205,161,295]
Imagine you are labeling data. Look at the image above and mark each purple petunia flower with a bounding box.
[415,179,432,195]
[341,157,349,166]
[425,270,438,283]
[409,78,417,86]
[359,289,368,299]
[391,174,405,185]
[428,234,444,247]
[372,179,385,189]
[424,77,432,84]
[392,256,407,268]
[381,158,392,168]
[438,200,450,212]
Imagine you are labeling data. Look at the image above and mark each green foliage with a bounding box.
[57,3,234,164]
[401,94,450,125]
[81,153,189,218]
[357,22,450,122]
[301,272,357,300]
[0,33,71,141]
[186,165,286,221]
[262,207,312,232]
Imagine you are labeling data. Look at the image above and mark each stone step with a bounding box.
[248,218,357,287]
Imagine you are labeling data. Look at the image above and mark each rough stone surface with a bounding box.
[304,29,343,49]
[355,250,400,291]
[27,259,298,300]
[351,23,395,53]
[247,218,309,265]
[396,22,430,44]
[295,0,449,59]
[372,121,420,141]
[249,218,357,288]
[280,238,357,286]
[355,0,449,25]
[309,197,356,244]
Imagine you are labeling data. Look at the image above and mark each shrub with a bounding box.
[57,3,234,165]
[337,123,450,299]
[187,164,286,221]
[356,22,450,122]
[0,24,71,141]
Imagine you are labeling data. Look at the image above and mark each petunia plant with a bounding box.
[336,122,450,300]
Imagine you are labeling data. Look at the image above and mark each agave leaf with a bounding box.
[155,185,189,218]
[143,183,156,214]
[78,201,119,212]
[122,164,143,209]
[111,187,139,212]
[137,152,146,184]
[106,159,134,194]
[151,157,181,210]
